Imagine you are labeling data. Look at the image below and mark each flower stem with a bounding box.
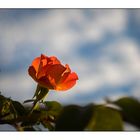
[29,84,49,116]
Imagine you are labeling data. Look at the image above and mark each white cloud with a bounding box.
[0,9,127,63]
[59,38,140,103]
[82,9,127,42]
[101,38,140,85]
[0,71,35,102]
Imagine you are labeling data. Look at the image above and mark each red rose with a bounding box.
[28,54,78,91]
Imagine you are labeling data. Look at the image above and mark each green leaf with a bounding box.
[0,95,9,115]
[1,99,26,120]
[23,99,35,104]
[0,100,11,116]
[86,105,123,131]
[12,101,26,116]
[113,97,140,128]
[44,101,62,117]
[55,104,94,131]
[21,110,42,126]
[0,96,17,121]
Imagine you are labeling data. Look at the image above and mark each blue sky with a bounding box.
[0,9,140,106]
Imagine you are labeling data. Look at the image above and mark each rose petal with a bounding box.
[28,66,37,81]
[31,57,41,73]
[40,54,48,66]
[49,56,61,64]
[36,66,47,79]
[37,76,54,89]
[58,64,71,84]
[56,72,78,91]
[46,64,66,85]
[38,54,48,71]
[36,55,48,78]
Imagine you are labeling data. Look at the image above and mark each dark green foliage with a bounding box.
[0,93,140,131]
[85,105,123,131]
[12,101,27,116]
[43,101,62,117]
[41,101,63,130]
[55,104,94,131]
[21,110,43,126]
[113,97,140,128]
[0,95,19,122]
